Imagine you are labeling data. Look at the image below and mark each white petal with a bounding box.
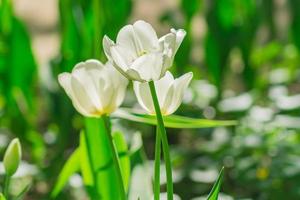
[159,29,186,69]
[72,65,102,109]
[110,45,132,72]
[72,76,99,116]
[106,63,128,111]
[133,81,154,114]
[103,35,115,60]
[159,32,176,50]
[133,20,159,52]
[99,78,115,112]
[161,84,175,115]
[116,24,142,56]
[125,68,144,81]
[154,71,174,104]
[114,85,127,108]
[74,59,105,71]
[167,72,193,115]
[130,53,163,81]
[58,73,73,98]
[171,28,186,53]
[105,61,128,86]
[58,73,92,116]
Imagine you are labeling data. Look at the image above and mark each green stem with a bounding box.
[148,81,173,200]
[4,175,10,199]
[102,115,126,200]
[154,126,161,200]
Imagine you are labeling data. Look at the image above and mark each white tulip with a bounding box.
[133,71,193,115]
[58,59,128,117]
[103,20,186,82]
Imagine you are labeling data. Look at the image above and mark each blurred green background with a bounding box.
[1,0,300,199]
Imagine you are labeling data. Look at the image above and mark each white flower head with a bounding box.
[133,71,193,115]
[58,59,128,117]
[103,20,186,82]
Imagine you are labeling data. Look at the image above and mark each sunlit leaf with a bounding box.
[51,148,81,197]
[84,117,122,200]
[113,108,236,129]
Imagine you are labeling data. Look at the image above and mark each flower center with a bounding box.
[91,109,103,117]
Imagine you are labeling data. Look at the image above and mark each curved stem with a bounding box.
[4,175,10,199]
[102,115,126,200]
[148,81,173,200]
[154,126,161,200]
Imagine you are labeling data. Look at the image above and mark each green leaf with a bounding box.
[83,117,122,200]
[113,109,236,129]
[207,167,224,200]
[51,148,81,198]
[0,193,6,200]
[113,131,130,192]
[79,131,94,187]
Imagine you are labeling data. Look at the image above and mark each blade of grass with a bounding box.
[207,167,225,200]
[51,148,80,197]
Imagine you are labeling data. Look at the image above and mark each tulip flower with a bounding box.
[58,59,128,117]
[103,20,186,82]
[3,138,22,177]
[134,71,193,115]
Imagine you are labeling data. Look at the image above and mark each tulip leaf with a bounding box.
[83,117,123,200]
[113,108,236,129]
[51,148,81,198]
[113,131,130,192]
[79,130,99,199]
[206,167,224,200]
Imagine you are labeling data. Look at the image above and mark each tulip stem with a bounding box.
[154,126,161,200]
[102,115,126,200]
[4,175,10,198]
[149,81,173,200]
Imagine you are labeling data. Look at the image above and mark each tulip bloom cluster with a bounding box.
[58,20,192,200]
